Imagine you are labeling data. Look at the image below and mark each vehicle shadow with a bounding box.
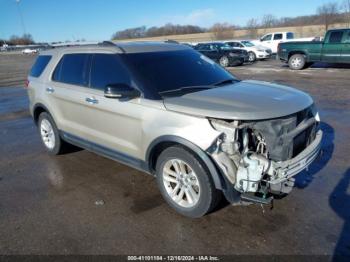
[280,63,350,70]
[330,168,350,260]
[294,122,334,189]
[310,63,350,69]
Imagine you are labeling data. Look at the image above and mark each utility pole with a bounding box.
[16,0,26,35]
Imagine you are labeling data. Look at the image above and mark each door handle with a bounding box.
[46,87,55,93]
[85,97,99,105]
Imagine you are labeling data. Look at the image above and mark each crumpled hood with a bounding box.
[163,80,313,120]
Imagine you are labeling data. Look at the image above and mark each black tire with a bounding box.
[288,54,306,70]
[219,56,229,67]
[304,62,314,69]
[248,51,256,62]
[156,146,221,218]
[38,112,69,155]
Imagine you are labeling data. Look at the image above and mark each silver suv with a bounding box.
[27,41,322,218]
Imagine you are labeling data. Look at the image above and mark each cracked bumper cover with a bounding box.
[269,130,323,185]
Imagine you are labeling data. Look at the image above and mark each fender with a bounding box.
[32,103,52,124]
[146,135,226,190]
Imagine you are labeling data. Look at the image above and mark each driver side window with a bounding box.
[261,34,272,41]
[90,54,131,90]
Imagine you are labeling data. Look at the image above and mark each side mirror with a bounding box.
[104,84,140,99]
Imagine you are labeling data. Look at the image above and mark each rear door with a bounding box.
[322,30,344,63]
[340,30,350,63]
[48,53,101,142]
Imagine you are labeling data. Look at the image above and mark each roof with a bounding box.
[40,41,190,56]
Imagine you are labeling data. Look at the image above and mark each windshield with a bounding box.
[241,41,255,47]
[120,49,237,98]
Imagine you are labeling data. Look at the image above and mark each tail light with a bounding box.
[25,79,29,88]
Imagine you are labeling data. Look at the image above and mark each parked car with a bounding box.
[252,32,314,54]
[224,40,271,62]
[27,41,322,218]
[194,42,248,67]
[278,28,350,70]
[22,48,38,54]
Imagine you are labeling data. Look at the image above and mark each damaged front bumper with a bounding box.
[269,129,323,184]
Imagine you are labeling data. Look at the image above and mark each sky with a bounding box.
[0,0,335,43]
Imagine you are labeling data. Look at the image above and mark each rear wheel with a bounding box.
[288,54,306,70]
[38,112,69,155]
[156,146,221,218]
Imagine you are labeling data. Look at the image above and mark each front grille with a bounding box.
[292,123,317,157]
[251,106,318,161]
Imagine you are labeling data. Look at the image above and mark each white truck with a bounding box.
[252,32,314,54]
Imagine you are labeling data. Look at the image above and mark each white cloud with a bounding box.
[149,8,217,27]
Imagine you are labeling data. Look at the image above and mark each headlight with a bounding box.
[257,49,265,52]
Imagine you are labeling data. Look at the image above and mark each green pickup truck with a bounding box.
[278,28,350,70]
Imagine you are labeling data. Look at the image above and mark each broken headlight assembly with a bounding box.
[208,106,322,202]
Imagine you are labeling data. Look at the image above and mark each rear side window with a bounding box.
[90,54,131,90]
[30,55,52,77]
[274,34,283,40]
[287,32,294,39]
[52,54,90,86]
[329,31,343,43]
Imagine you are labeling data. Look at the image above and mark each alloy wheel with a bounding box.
[162,159,201,208]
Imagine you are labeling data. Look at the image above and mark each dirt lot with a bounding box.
[0,53,349,258]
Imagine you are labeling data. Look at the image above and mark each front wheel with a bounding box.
[219,56,229,67]
[288,54,306,70]
[248,52,256,62]
[156,146,221,218]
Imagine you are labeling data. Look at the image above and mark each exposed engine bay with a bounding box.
[208,105,322,201]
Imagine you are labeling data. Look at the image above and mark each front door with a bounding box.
[85,53,143,159]
[322,30,344,63]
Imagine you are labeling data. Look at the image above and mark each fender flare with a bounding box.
[32,103,51,124]
[146,135,225,190]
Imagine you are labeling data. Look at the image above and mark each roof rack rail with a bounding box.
[99,41,115,46]
[98,41,126,53]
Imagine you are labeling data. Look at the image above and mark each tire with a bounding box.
[156,146,221,218]
[219,56,229,67]
[38,112,69,155]
[304,62,314,69]
[288,54,306,70]
[248,52,256,62]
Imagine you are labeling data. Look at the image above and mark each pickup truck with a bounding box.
[251,32,314,53]
[278,28,350,70]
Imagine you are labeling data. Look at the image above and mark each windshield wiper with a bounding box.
[159,86,214,96]
[212,79,239,86]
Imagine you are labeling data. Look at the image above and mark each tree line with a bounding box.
[0,34,35,46]
[112,1,350,40]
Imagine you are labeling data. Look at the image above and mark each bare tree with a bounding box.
[261,14,277,29]
[210,23,235,40]
[9,34,34,45]
[317,2,339,30]
[344,0,350,26]
[246,18,259,39]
